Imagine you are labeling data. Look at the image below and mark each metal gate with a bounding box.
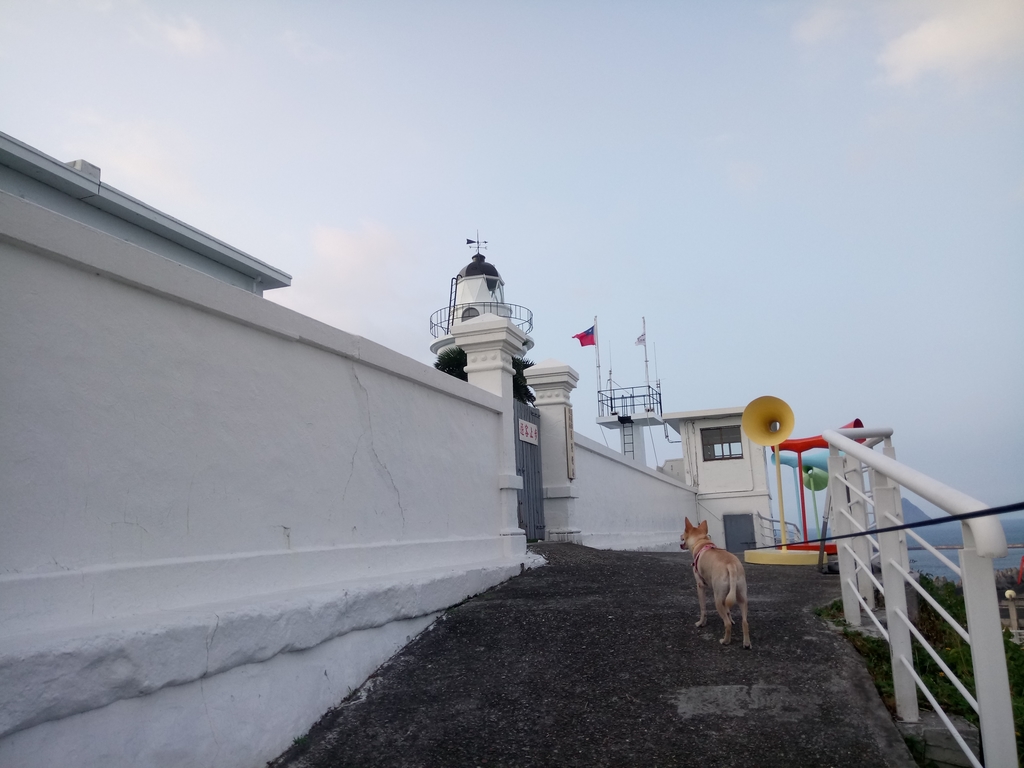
[513,400,544,540]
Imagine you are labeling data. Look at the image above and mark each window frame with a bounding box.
[701,425,744,462]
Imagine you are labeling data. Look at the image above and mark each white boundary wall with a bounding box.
[0,191,532,767]
[571,434,697,550]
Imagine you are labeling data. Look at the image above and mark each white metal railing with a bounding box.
[753,512,800,548]
[754,511,777,548]
[777,520,800,546]
[823,428,1016,768]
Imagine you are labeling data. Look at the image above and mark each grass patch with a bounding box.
[820,576,1024,759]
[814,598,845,625]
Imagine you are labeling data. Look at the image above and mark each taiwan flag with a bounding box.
[572,325,596,347]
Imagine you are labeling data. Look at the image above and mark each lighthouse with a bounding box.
[429,240,534,354]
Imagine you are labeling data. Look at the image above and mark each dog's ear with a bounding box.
[684,517,692,532]
[698,520,709,534]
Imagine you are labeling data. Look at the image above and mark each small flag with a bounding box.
[573,326,596,347]
[635,332,646,346]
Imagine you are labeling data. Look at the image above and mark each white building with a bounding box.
[660,407,774,552]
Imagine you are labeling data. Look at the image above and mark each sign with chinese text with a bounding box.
[518,418,539,445]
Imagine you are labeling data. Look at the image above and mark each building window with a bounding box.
[702,426,743,461]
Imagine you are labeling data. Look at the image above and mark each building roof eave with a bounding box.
[0,131,291,290]
[662,407,745,422]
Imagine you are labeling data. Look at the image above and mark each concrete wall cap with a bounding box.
[524,359,579,389]
[450,316,530,348]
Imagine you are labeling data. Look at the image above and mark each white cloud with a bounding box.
[78,0,116,11]
[281,29,335,63]
[267,225,434,359]
[793,5,854,45]
[154,15,219,56]
[878,0,1024,85]
[63,110,198,202]
[123,10,220,57]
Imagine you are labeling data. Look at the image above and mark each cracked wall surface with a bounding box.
[1,221,507,630]
[0,185,532,768]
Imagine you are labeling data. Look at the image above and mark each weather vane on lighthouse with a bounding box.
[466,231,487,255]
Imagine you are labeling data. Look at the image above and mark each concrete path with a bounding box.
[270,544,916,768]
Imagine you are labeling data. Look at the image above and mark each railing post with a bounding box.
[960,544,1018,766]
[880,438,912,575]
[847,456,875,611]
[829,448,861,625]
[873,471,918,723]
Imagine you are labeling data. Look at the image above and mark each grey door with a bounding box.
[513,400,544,541]
[723,513,757,553]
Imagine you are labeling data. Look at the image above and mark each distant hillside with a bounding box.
[901,497,962,544]
[901,497,938,525]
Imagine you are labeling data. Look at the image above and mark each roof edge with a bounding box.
[662,407,745,421]
[0,131,291,289]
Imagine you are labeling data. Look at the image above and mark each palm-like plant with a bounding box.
[435,346,535,405]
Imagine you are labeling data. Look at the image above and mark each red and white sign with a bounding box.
[518,418,539,445]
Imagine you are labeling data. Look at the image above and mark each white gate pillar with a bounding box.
[450,316,529,557]
[524,359,581,543]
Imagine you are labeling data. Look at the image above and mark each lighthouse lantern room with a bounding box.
[429,239,534,355]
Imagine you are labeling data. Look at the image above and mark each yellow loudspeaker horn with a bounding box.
[741,395,795,447]
[742,395,795,552]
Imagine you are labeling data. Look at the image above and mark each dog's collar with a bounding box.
[692,542,716,585]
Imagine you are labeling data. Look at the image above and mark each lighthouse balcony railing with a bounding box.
[822,428,1015,768]
[429,302,533,338]
[598,385,662,419]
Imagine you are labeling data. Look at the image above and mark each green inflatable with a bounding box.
[802,466,829,537]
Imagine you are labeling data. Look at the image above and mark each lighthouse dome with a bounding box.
[457,254,501,280]
[457,253,502,298]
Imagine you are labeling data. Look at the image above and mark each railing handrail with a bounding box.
[826,429,1016,766]
[597,384,663,418]
[429,302,534,338]
[823,429,1007,558]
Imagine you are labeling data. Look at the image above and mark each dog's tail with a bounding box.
[724,563,739,609]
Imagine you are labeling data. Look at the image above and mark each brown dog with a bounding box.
[681,518,751,648]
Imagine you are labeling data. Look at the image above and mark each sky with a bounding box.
[2,0,1022,523]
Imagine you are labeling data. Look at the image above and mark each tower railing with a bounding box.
[429,302,534,338]
[597,385,662,418]
[823,427,1015,767]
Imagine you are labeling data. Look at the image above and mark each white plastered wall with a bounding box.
[0,191,532,767]
[569,434,697,550]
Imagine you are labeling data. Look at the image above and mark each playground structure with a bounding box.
[767,418,864,558]
[772,451,830,538]
[741,396,863,565]
[741,397,818,564]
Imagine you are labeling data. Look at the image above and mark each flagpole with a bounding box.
[641,316,650,389]
[593,316,602,415]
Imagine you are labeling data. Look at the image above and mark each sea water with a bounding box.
[904,515,1024,583]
